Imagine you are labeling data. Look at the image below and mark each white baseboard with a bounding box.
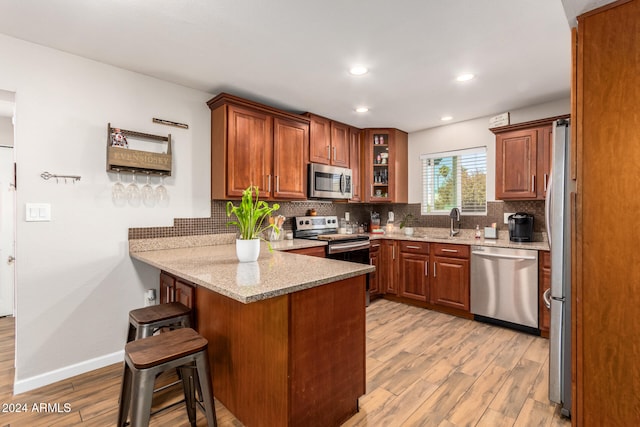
[13,350,124,395]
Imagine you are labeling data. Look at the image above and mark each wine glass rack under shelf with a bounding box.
[106,123,172,176]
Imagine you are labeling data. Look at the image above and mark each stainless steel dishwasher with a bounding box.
[470,246,539,331]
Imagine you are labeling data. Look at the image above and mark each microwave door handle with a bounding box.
[340,173,345,194]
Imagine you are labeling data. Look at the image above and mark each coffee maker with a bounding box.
[508,213,534,242]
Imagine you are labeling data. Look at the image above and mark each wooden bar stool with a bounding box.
[117,328,217,427]
[127,302,192,342]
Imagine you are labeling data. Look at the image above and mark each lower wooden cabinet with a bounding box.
[160,271,197,325]
[430,255,470,311]
[539,250,551,336]
[369,241,381,296]
[429,243,470,311]
[285,246,326,258]
[160,272,196,307]
[380,240,399,295]
[398,241,429,302]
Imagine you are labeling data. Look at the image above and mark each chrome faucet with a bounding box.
[449,208,460,237]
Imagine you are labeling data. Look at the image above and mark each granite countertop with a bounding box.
[269,238,327,251]
[130,240,372,304]
[369,227,550,251]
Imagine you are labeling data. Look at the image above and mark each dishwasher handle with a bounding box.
[471,251,537,261]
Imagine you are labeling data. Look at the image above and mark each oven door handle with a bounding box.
[327,241,370,254]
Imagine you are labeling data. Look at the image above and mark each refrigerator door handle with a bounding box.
[545,171,553,250]
[543,288,552,309]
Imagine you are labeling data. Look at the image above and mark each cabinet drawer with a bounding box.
[432,243,469,259]
[399,240,429,255]
[369,240,382,253]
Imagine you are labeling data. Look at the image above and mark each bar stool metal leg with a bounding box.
[195,351,218,427]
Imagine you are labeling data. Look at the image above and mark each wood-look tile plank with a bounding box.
[0,300,572,427]
[400,371,476,426]
[489,358,543,419]
[445,364,510,426]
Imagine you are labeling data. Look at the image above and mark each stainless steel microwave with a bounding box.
[308,163,353,199]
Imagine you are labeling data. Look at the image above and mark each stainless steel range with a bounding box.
[294,215,371,303]
[293,215,370,259]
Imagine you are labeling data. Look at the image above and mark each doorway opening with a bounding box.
[0,90,16,319]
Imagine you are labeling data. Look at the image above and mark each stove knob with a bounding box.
[305,220,310,225]
[299,220,304,226]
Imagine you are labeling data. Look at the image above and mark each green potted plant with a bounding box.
[400,213,415,236]
[226,185,280,262]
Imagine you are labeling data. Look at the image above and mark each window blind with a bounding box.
[420,147,487,215]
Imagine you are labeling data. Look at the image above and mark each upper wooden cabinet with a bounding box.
[349,127,363,202]
[492,115,567,200]
[306,114,350,167]
[208,93,309,200]
[363,128,408,203]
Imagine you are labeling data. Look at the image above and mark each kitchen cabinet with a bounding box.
[286,246,326,258]
[398,241,429,302]
[380,240,399,295]
[363,128,408,203]
[160,271,196,325]
[160,272,196,308]
[368,241,381,296]
[430,243,470,312]
[208,93,309,200]
[492,116,566,200]
[573,2,640,424]
[539,250,551,337]
[306,114,349,167]
[349,127,363,202]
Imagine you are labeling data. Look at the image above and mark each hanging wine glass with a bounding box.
[126,171,141,207]
[155,174,169,207]
[142,172,155,207]
[112,169,126,207]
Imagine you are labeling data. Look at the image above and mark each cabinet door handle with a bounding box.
[276,175,280,193]
[371,243,380,249]
[333,146,337,161]
[425,262,429,277]
[407,245,421,249]
[531,175,535,192]
[544,173,548,192]
[433,262,437,278]
[327,145,330,160]
[441,248,458,253]
[392,246,395,260]
[267,175,272,192]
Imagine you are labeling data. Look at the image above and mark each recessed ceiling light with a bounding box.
[349,66,369,76]
[441,116,453,121]
[456,73,475,82]
[355,107,369,113]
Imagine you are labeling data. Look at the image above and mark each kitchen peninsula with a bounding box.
[130,236,374,427]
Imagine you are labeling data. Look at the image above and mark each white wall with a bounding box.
[0,117,13,146]
[0,34,212,392]
[407,98,570,203]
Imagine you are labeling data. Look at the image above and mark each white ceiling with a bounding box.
[0,0,612,132]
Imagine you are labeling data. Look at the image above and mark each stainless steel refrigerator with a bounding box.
[545,118,572,418]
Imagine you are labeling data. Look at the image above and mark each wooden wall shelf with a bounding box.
[106,123,172,176]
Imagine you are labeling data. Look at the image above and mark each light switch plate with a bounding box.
[26,203,51,222]
[504,212,514,224]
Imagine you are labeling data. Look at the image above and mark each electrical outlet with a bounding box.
[345,212,350,221]
[504,213,515,224]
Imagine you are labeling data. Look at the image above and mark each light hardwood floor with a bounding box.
[0,299,570,426]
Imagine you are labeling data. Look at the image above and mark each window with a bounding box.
[421,147,487,215]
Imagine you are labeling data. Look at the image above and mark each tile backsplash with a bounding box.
[129,199,546,239]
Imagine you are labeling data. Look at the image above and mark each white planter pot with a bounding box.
[236,238,261,263]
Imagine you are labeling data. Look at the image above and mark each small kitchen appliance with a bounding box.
[308,164,353,200]
[508,213,534,242]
